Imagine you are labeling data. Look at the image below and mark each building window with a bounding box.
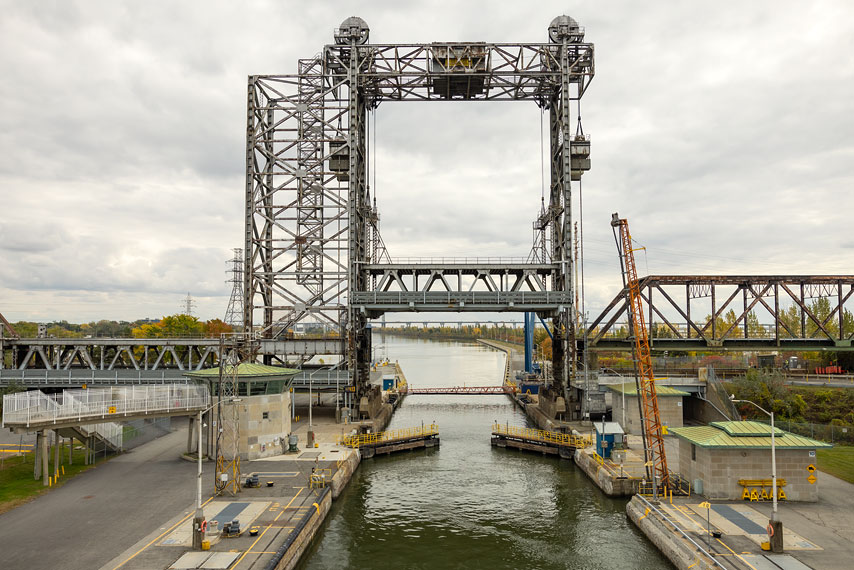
[263,411,269,420]
[691,444,696,461]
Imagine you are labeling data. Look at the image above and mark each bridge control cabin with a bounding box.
[185,363,299,461]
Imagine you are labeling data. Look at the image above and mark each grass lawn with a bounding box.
[0,442,105,515]
[817,445,854,484]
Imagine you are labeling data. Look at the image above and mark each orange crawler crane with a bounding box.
[610,213,669,491]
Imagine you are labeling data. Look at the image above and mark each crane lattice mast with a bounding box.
[610,213,669,490]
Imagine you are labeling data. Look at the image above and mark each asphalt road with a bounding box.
[0,418,198,570]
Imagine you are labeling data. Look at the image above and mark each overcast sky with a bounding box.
[1,0,853,324]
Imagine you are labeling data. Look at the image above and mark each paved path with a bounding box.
[0,419,197,570]
[745,471,854,569]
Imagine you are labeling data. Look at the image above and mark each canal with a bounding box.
[299,336,670,569]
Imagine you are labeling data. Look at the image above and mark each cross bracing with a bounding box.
[587,275,854,351]
[245,16,595,398]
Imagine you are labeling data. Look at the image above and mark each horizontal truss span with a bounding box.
[587,275,854,351]
[0,369,191,388]
[324,42,594,103]
[351,291,570,317]
[1,338,343,370]
[408,385,513,395]
[366,263,556,275]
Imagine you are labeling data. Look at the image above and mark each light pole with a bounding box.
[193,397,239,549]
[730,395,781,551]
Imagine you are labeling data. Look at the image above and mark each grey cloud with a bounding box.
[2,1,853,322]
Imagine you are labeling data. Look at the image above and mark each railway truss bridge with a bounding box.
[586,275,854,353]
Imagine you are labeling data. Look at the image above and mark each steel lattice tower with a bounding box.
[244,16,594,412]
[224,248,244,328]
[215,343,242,495]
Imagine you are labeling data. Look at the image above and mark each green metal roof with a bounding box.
[184,363,300,379]
[710,421,784,437]
[669,421,831,449]
[606,382,689,397]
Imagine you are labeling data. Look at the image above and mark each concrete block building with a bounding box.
[186,363,299,460]
[608,382,687,435]
[669,421,831,501]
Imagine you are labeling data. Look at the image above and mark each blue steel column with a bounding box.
[524,312,535,373]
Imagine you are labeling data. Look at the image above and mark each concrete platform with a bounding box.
[628,473,854,570]
[101,449,356,570]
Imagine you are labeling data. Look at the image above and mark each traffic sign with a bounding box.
[807,474,817,484]
[699,501,711,509]
[807,464,816,473]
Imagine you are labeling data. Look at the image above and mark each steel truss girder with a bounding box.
[587,275,854,351]
[367,263,557,294]
[323,43,593,103]
[1,338,342,370]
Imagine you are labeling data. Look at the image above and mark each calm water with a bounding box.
[299,336,669,570]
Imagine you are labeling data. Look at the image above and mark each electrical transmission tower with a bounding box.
[224,248,244,329]
[181,292,196,316]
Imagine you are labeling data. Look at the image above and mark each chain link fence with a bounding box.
[753,418,854,445]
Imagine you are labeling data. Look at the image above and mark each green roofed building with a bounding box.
[184,363,300,460]
[184,363,300,396]
[607,382,689,435]
[669,421,831,501]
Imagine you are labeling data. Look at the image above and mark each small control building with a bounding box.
[669,421,832,501]
[186,363,299,460]
[608,382,688,435]
[594,421,624,459]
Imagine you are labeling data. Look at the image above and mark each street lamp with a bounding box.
[730,395,781,551]
[730,396,777,520]
[193,397,239,549]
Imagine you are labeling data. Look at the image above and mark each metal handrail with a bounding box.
[634,494,728,569]
[2,384,210,427]
[338,423,439,448]
[492,423,592,448]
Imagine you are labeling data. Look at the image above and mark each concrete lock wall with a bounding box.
[676,440,820,501]
[227,393,291,460]
[612,394,683,435]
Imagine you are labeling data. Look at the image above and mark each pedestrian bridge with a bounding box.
[1,384,210,431]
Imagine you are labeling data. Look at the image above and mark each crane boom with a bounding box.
[0,312,19,338]
[610,213,669,490]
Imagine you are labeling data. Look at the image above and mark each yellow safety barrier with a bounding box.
[309,468,333,489]
[338,423,439,448]
[739,480,787,501]
[491,423,593,448]
[591,451,605,466]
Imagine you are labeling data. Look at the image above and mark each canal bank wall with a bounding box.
[626,495,716,570]
[574,448,635,496]
[282,363,406,568]
[271,449,362,569]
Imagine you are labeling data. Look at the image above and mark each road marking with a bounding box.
[232,488,304,568]
[715,537,757,570]
[110,495,214,570]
